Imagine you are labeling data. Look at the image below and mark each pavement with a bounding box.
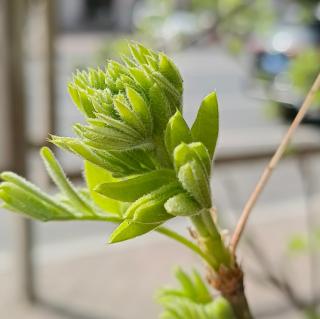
[1,33,320,318]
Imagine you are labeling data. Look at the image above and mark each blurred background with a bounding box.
[1,0,320,318]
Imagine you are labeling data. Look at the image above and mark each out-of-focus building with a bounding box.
[56,0,137,31]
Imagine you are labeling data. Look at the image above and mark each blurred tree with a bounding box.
[133,0,274,52]
[288,49,320,105]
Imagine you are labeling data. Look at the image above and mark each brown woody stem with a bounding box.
[207,262,253,319]
[231,72,320,253]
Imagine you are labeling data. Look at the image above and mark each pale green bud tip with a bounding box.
[169,110,183,123]
[0,171,14,181]
[40,146,53,161]
[204,91,217,101]
[49,135,62,144]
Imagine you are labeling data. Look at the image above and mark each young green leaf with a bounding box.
[68,84,95,118]
[0,183,53,221]
[206,297,235,319]
[191,269,212,304]
[51,136,141,177]
[95,169,177,202]
[164,193,201,217]
[74,123,152,152]
[126,182,182,224]
[151,71,182,112]
[126,86,153,135]
[175,268,198,300]
[189,143,211,176]
[108,60,129,77]
[120,54,137,68]
[133,200,174,224]
[173,143,210,175]
[159,53,183,93]
[84,161,123,215]
[95,113,143,140]
[165,111,192,156]
[191,92,219,158]
[113,96,147,136]
[40,147,93,215]
[109,219,161,243]
[149,83,171,135]
[0,173,74,220]
[129,67,152,90]
[146,55,159,70]
[1,172,68,215]
[177,161,211,208]
[129,43,148,65]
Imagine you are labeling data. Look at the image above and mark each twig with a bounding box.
[246,236,306,309]
[183,0,256,49]
[231,72,320,254]
[212,0,256,31]
[222,178,306,309]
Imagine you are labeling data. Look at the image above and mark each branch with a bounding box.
[212,0,257,31]
[245,237,306,309]
[183,0,257,49]
[231,72,320,253]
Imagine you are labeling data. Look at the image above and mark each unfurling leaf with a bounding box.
[126,86,153,135]
[109,219,161,243]
[68,83,95,118]
[206,297,235,319]
[124,182,182,224]
[0,176,70,221]
[151,71,182,113]
[177,161,211,208]
[173,142,211,176]
[149,83,172,135]
[165,111,192,157]
[113,96,147,136]
[41,147,92,215]
[51,136,149,177]
[164,193,201,217]
[159,53,183,94]
[189,143,211,176]
[74,123,152,152]
[85,161,123,215]
[95,169,177,202]
[158,269,234,319]
[191,92,219,158]
[129,67,152,90]
[95,113,143,140]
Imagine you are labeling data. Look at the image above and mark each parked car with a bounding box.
[248,19,320,125]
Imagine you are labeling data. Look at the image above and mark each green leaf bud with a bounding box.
[191,92,219,158]
[165,111,192,157]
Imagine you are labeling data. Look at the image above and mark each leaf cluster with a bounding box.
[158,268,235,319]
[0,148,119,223]
[0,42,226,266]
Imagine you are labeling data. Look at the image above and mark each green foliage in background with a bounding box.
[133,0,273,53]
[287,228,320,255]
[288,49,320,106]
